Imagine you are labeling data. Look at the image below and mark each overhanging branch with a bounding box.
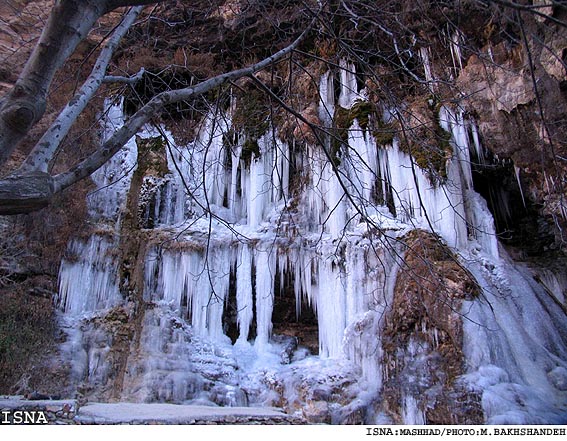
[103,67,146,85]
[52,18,316,193]
[0,0,108,167]
[19,6,144,173]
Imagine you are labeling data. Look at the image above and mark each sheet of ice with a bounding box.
[57,234,122,316]
[462,249,567,424]
[54,60,567,424]
[88,98,138,222]
[76,402,292,424]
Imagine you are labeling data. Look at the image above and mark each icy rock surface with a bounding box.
[55,63,567,423]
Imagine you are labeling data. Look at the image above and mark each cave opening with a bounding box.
[272,265,319,356]
[221,258,318,353]
[468,141,555,254]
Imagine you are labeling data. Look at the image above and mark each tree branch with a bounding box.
[52,20,315,192]
[103,67,145,85]
[19,6,143,173]
[104,0,165,11]
[0,0,108,167]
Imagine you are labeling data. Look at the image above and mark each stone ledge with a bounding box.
[75,402,304,425]
[0,397,305,425]
[0,396,77,424]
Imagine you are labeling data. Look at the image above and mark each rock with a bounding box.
[457,44,534,114]
[24,392,61,400]
[334,403,366,425]
[271,334,299,364]
[302,400,330,424]
[548,366,567,391]
[533,0,554,23]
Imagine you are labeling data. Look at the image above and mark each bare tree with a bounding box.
[0,0,315,214]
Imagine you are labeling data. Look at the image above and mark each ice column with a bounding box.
[338,59,360,108]
[236,245,253,343]
[88,98,138,222]
[57,235,122,316]
[440,107,499,257]
[315,253,346,358]
[254,248,276,348]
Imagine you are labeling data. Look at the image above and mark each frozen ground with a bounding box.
[75,402,301,424]
[0,397,302,424]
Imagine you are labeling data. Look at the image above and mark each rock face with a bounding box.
[0,1,53,93]
[454,18,567,245]
[379,230,483,424]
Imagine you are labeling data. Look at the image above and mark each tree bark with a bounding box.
[0,0,107,167]
[19,6,143,173]
[0,171,54,215]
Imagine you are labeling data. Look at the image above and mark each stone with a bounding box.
[302,400,330,424]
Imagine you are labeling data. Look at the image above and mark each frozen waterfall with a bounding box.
[55,64,567,424]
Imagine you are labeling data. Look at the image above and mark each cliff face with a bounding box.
[1,0,567,424]
[456,24,567,252]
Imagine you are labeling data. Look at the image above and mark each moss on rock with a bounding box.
[396,98,454,183]
[135,135,169,178]
[232,87,271,141]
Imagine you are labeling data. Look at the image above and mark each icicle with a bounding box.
[470,120,484,165]
[325,163,347,238]
[203,122,229,209]
[229,143,241,219]
[254,248,276,349]
[271,139,290,204]
[316,249,346,359]
[159,247,232,343]
[247,154,266,228]
[57,235,122,316]
[514,166,527,208]
[236,245,253,343]
[402,395,426,425]
[449,30,463,73]
[344,245,366,323]
[420,47,434,92]
[377,147,392,208]
[338,59,359,109]
[88,98,138,222]
[347,120,376,205]
[319,71,335,125]
[442,106,473,190]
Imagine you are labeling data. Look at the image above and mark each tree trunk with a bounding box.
[0,0,106,166]
[0,172,54,215]
[19,6,144,173]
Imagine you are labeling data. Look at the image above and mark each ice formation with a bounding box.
[55,62,567,423]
